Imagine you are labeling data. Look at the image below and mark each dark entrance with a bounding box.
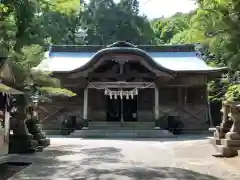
[106,97,121,122]
[123,98,138,122]
[106,96,138,122]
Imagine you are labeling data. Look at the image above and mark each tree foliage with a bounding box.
[225,84,240,101]
[1,0,240,106]
[151,0,240,102]
[81,0,156,44]
[0,0,79,115]
[152,12,193,44]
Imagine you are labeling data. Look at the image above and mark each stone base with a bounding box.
[44,138,50,147]
[35,133,46,140]
[39,138,50,147]
[216,145,238,158]
[209,137,240,158]
[36,146,44,152]
[221,139,240,148]
[9,135,38,154]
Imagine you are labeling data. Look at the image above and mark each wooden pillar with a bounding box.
[83,88,88,120]
[206,88,213,127]
[154,87,159,120]
[120,98,124,123]
[178,88,182,106]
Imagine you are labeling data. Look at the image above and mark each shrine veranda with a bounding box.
[34,41,227,132]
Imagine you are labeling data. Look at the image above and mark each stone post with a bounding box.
[154,87,160,126]
[83,88,88,129]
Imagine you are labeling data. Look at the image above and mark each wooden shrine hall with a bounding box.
[34,41,227,136]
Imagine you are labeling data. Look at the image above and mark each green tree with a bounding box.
[38,0,84,45]
[172,0,240,70]
[0,0,77,120]
[81,0,156,44]
[152,12,193,44]
[169,0,240,102]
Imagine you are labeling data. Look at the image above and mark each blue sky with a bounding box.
[139,0,198,19]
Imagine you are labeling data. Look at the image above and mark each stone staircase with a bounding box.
[70,122,175,138]
[88,122,155,130]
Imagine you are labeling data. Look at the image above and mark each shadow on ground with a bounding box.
[80,147,123,156]
[14,165,225,180]
[9,144,226,180]
[82,167,224,180]
[9,146,124,179]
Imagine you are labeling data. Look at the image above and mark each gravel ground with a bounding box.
[7,135,240,180]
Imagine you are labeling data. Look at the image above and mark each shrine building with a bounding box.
[34,41,227,137]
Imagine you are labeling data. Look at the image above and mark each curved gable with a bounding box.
[107,41,137,48]
[70,46,175,77]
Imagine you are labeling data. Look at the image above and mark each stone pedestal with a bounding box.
[9,134,38,154]
[222,139,240,147]
[225,102,240,140]
[214,102,232,139]
[9,116,38,154]
[222,101,240,157]
[35,123,50,147]
[217,145,238,158]
[26,118,50,147]
[210,101,240,158]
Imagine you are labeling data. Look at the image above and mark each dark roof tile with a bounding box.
[50,41,195,53]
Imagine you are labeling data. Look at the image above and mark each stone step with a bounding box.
[88,122,155,130]
[89,122,154,125]
[70,129,174,138]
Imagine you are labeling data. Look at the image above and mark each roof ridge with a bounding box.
[50,43,196,53]
[50,43,195,47]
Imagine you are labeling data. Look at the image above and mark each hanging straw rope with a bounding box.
[88,81,154,89]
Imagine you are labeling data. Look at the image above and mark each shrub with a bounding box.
[225,84,240,102]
